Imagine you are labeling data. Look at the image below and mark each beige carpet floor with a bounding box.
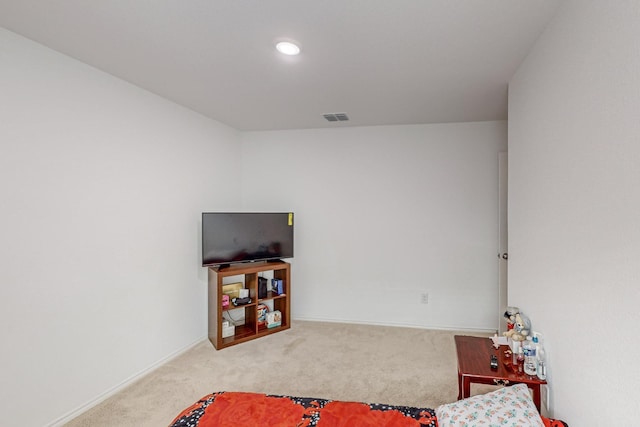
[64,321,493,426]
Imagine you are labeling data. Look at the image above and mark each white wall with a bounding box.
[0,28,241,426]
[508,0,640,424]
[241,122,506,330]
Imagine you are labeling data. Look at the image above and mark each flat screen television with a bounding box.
[202,212,294,267]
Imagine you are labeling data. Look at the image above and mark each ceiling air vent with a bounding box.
[323,112,349,122]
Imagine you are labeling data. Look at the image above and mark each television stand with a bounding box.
[208,261,290,350]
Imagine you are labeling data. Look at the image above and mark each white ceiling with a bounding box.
[0,0,560,131]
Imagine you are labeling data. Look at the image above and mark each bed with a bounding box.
[169,384,568,426]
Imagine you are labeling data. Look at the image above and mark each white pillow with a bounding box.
[435,384,544,426]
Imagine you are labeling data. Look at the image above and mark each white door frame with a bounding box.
[498,152,508,333]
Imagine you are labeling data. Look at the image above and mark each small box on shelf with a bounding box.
[271,279,284,295]
[266,310,282,328]
[222,282,244,299]
[222,320,235,338]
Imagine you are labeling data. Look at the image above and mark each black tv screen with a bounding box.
[202,212,294,267]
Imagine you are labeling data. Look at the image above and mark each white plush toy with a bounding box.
[502,306,520,337]
[509,312,531,341]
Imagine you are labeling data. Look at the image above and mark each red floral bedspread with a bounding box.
[169,392,437,427]
[169,391,568,427]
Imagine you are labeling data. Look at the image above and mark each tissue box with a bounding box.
[266,310,282,328]
[222,322,235,338]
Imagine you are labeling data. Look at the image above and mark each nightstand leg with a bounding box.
[462,377,471,399]
[531,384,542,412]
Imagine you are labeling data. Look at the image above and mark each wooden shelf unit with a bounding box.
[208,261,290,350]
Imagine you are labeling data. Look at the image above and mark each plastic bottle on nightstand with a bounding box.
[534,333,547,380]
[524,336,537,376]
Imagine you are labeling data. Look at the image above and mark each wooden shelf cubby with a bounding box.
[208,260,290,350]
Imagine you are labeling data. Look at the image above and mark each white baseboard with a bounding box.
[47,335,207,427]
[292,315,496,334]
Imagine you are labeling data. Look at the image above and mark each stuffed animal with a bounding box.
[509,313,531,341]
[502,307,520,336]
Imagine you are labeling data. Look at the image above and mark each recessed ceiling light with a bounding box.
[276,41,301,56]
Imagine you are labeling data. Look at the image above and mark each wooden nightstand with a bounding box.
[454,335,547,411]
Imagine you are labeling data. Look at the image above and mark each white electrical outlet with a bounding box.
[420,292,429,304]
